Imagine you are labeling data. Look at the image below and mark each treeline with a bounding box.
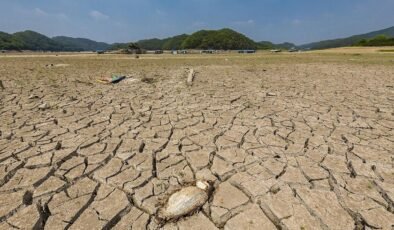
[135,34,188,50]
[0,30,110,51]
[356,35,394,46]
[0,31,61,51]
[181,29,257,50]
[0,28,295,52]
[131,29,295,50]
[123,28,257,50]
[299,26,394,50]
[128,29,294,50]
[3,26,394,52]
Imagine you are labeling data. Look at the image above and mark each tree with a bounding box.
[356,34,394,46]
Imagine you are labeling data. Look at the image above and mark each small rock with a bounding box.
[38,103,50,110]
[196,181,209,190]
[28,94,39,99]
[23,190,33,205]
[266,92,277,97]
[158,181,211,221]
[55,141,62,150]
[195,169,217,182]
[3,132,12,140]
[269,184,281,194]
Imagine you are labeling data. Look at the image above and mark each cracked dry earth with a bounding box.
[0,53,394,230]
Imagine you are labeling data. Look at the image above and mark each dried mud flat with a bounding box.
[0,52,393,229]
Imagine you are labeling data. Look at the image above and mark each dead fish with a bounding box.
[158,181,210,220]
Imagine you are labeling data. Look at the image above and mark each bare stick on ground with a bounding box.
[187,69,195,86]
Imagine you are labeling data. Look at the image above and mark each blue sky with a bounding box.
[1,0,393,45]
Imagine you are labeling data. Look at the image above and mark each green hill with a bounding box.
[120,28,257,50]
[52,36,110,51]
[300,26,394,50]
[275,42,296,50]
[181,28,257,50]
[2,29,261,51]
[256,41,296,50]
[130,34,187,50]
[133,29,294,51]
[0,30,110,51]
[256,41,276,49]
[136,38,165,50]
[162,34,188,50]
[2,26,394,52]
[110,34,189,51]
[109,43,130,50]
[356,35,394,46]
[12,30,61,51]
[0,32,23,50]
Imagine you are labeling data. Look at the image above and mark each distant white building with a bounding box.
[172,50,188,54]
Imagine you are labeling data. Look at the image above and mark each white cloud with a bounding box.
[155,9,167,16]
[28,8,68,21]
[34,8,47,16]
[234,19,255,26]
[56,13,68,21]
[89,10,109,21]
[291,19,302,26]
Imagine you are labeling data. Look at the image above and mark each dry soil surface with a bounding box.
[0,52,393,230]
